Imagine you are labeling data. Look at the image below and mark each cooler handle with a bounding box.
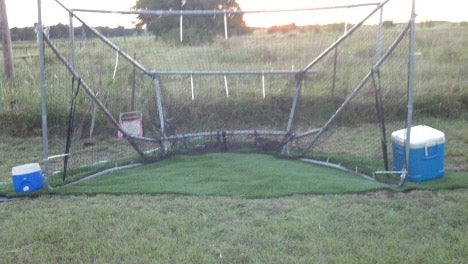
[424,144,438,160]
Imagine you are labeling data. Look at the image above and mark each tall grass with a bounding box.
[0,23,465,136]
[1,22,466,138]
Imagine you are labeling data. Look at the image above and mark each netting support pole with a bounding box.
[224,75,229,97]
[190,73,195,100]
[68,11,76,68]
[224,13,228,40]
[282,72,304,156]
[152,75,169,154]
[180,15,183,43]
[262,72,266,99]
[372,6,388,171]
[131,53,137,111]
[402,0,417,185]
[332,46,338,96]
[37,0,51,190]
[375,7,384,62]
[371,71,388,171]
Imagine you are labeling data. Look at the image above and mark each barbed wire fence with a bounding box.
[37,0,415,187]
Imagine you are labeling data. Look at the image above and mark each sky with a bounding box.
[4,0,468,29]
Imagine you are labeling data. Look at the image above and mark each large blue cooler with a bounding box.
[391,125,445,182]
[12,163,44,193]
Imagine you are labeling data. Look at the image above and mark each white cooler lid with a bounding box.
[391,125,445,148]
[12,163,41,175]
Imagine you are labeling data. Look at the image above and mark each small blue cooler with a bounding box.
[12,163,44,193]
[392,125,445,182]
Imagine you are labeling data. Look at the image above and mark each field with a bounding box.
[0,19,467,263]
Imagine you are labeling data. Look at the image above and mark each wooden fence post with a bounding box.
[0,0,15,81]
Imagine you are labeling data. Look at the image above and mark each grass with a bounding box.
[1,190,467,263]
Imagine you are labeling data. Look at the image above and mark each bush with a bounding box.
[267,23,298,34]
[383,20,395,28]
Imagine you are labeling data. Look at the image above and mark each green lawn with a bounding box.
[1,190,467,263]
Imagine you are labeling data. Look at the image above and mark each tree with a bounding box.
[134,0,251,45]
[0,0,14,81]
[49,23,69,39]
[10,27,36,41]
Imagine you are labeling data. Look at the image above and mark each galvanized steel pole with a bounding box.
[403,0,417,183]
[68,11,76,68]
[282,73,304,156]
[152,75,168,154]
[37,0,50,189]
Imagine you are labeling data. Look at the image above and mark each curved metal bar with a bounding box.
[301,158,376,181]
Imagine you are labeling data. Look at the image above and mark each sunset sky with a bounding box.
[4,0,468,28]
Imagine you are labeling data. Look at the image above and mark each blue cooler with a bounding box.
[12,163,44,193]
[391,125,445,182]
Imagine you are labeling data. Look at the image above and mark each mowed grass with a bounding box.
[1,190,467,263]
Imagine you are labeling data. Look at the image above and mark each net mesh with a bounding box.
[39,0,413,185]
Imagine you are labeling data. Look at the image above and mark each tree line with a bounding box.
[10,1,251,45]
[9,24,139,42]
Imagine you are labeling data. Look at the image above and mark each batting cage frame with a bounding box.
[36,0,417,188]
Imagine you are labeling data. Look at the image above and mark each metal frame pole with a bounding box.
[282,73,304,156]
[152,75,168,154]
[190,73,194,100]
[70,3,381,16]
[180,15,183,43]
[332,46,338,95]
[224,75,229,97]
[373,6,388,171]
[403,0,417,182]
[224,12,228,40]
[68,11,76,68]
[375,7,384,63]
[37,0,50,190]
[262,73,266,99]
